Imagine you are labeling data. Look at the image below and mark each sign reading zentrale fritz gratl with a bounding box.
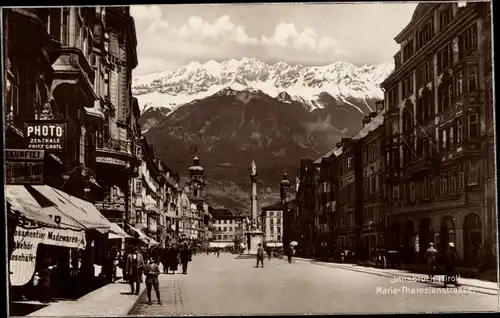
[5,149,44,184]
[25,120,66,151]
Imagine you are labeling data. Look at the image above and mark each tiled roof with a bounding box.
[209,208,236,219]
[261,201,284,211]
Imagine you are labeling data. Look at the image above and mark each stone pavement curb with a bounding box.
[293,257,499,296]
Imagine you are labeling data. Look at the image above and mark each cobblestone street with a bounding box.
[129,253,499,315]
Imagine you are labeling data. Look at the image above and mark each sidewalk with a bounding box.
[293,257,499,295]
[26,269,143,317]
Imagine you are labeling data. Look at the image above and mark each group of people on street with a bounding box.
[255,243,295,267]
[425,241,460,287]
[123,243,193,305]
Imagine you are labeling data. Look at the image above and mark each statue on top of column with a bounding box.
[251,160,257,176]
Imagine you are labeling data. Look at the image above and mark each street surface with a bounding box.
[129,253,498,315]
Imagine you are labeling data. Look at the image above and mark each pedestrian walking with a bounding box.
[169,245,180,274]
[256,243,265,268]
[444,242,459,288]
[161,247,169,274]
[126,247,145,295]
[180,244,192,274]
[217,249,220,258]
[144,256,162,305]
[286,246,293,263]
[38,257,55,303]
[267,248,271,261]
[425,243,438,281]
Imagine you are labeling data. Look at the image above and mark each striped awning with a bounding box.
[5,185,80,230]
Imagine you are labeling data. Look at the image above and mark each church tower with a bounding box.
[188,156,205,198]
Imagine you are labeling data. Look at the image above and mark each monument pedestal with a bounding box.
[244,230,264,255]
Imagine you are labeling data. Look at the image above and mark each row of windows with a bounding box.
[264,218,283,225]
[389,25,479,111]
[390,161,479,202]
[267,211,282,217]
[363,206,382,225]
[266,235,282,241]
[363,174,383,197]
[362,141,381,164]
[215,226,239,232]
[333,213,355,230]
[214,234,235,241]
[265,227,282,235]
[215,219,240,225]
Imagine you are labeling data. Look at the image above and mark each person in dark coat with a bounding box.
[444,242,459,288]
[144,256,162,305]
[125,247,145,294]
[161,247,169,274]
[179,244,192,274]
[169,245,179,274]
[425,243,439,281]
[38,257,55,303]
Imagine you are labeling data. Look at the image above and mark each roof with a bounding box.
[352,110,385,141]
[261,201,284,211]
[314,146,338,164]
[209,208,236,219]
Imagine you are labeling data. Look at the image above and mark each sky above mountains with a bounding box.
[130,3,418,76]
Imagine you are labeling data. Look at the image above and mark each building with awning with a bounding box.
[108,222,132,239]
[126,223,157,245]
[31,185,111,233]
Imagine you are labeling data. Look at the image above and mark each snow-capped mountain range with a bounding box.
[132,58,394,114]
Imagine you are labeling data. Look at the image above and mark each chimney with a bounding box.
[341,138,351,145]
[375,100,384,113]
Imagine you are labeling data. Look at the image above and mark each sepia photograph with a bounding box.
[3,1,499,316]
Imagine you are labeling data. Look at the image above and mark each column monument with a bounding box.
[244,160,264,255]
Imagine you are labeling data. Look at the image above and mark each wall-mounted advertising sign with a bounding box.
[5,149,45,184]
[25,121,66,151]
[10,226,86,286]
[96,156,127,166]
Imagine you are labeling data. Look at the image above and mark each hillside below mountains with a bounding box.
[133,58,393,214]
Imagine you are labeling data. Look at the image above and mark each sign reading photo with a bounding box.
[25,121,66,151]
[10,226,86,286]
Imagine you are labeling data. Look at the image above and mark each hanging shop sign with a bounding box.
[5,149,45,185]
[9,226,86,286]
[25,121,66,151]
[96,156,127,166]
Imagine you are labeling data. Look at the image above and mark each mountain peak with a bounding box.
[132,58,394,114]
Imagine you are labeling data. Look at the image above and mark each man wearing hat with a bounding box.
[424,242,438,281]
[444,242,459,287]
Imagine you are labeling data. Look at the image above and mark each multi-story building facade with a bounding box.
[293,159,317,254]
[90,7,141,232]
[176,187,191,239]
[3,6,140,293]
[261,202,284,248]
[209,208,245,249]
[332,137,360,252]
[381,2,494,264]
[357,106,386,260]
[130,139,167,243]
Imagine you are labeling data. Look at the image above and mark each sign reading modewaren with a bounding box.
[25,121,66,151]
[10,226,86,286]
